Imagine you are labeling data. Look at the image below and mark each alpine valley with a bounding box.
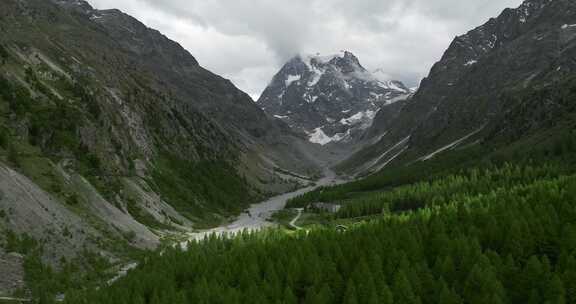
[1,0,576,303]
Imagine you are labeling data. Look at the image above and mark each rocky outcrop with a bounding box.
[0,251,25,296]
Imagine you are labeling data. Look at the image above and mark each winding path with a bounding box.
[289,209,304,230]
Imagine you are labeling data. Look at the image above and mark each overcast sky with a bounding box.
[87,0,524,100]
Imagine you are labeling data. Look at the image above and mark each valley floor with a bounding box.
[183,169,344,243]
[64,158,576,304]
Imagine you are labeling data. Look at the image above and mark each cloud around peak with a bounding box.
[87,0,524,99]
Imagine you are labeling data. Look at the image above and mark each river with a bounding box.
[184,169,343,243]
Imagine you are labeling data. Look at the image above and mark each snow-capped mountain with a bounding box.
[257,51,411,145]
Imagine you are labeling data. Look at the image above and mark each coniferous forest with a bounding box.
[3,0,576,303]
[60,133,576,304]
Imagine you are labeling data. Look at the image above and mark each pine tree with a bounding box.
[543,275,566,304]
[306,284,332,304]
[343,279,358,304]
[7,142,19,167]
[463,264,506,304]
[366,289,380,304]
[380,283,394,304]
[392,270,420,304]
[562,265,576,304]
[520,256,544,303]
[283,286,297,304]
[438,281,461,304]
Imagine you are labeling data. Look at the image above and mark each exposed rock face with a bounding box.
[49,0,317,170]
[0,0,324,267]
[0,250,25,296]
[341,0,576,174]
[257,51,410,145]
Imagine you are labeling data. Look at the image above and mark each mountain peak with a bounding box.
[52,0,95,15]
[293,51,364,73]
[257,52,411,146]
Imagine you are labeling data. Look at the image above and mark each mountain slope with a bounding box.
[340,0,576,175]
[0,0,323,273]
[257,51,410,146]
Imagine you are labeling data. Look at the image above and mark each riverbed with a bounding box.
[184,170,343,243]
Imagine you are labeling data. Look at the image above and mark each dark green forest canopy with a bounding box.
[61,158,576,304]
[7,53,575,303]
[55,111,576,304]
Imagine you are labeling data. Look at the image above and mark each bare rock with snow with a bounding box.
[257,51,410,146]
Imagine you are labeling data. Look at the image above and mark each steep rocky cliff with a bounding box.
[341,0,576,175]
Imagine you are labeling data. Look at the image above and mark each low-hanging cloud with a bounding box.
[87,0,524,99]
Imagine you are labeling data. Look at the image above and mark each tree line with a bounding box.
[62,162,576,303]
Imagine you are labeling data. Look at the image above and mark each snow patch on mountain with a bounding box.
[257,51,411,145]
[373,146,409,172]
[308,127,345,145]
[308,53,343,64]
[385,81,409,93]
[308,72,322,87]
[340,110,377,128]
[386,93,412,105]
[419,126,485,161]
[365,136,411,171]
[285,74,301,87]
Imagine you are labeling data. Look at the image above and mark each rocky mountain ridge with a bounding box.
[257,51,410,146]
[340,0,576,175]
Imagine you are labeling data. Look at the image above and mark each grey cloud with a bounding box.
[88,0,524,97]
[137,0,318,62]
